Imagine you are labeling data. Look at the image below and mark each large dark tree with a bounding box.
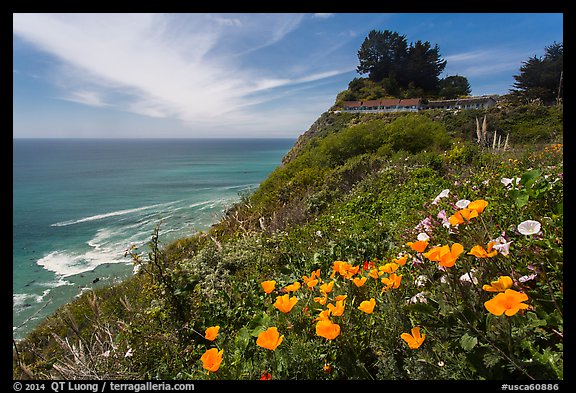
[356,30,447,95]
[356,30,409,83]
[510,42,563,105]
[439,75,472,99]
[402,40,447,93]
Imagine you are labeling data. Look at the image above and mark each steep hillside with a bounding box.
[14,104,563,381]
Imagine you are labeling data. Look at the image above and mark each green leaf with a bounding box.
[509,189,530,208]
[520,169,541,186]
[460,333,478,352]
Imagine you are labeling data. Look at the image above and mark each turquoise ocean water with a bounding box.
[13,138,294,339]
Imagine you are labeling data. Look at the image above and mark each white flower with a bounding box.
[519,273,538,283]
[518,220,542,236]
[459,270,478,285]
[102,350,110,358]
[440,275,450,284]
[415,275,429,287]
[431,189,450,205]
[501,177,521,188]
[491,236,513,256]
[408,292,428,304]
[437,210,450,228]
[125,348,134,358]
[315,230,323,237]
[417,232,430,241]
[132,264,142,275]
[455,199,471,209]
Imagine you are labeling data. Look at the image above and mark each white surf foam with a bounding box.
[50,202,175,227]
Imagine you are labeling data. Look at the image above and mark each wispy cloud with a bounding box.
[312,13,335,19]
[444,48,532,77]
[12,13,343,135]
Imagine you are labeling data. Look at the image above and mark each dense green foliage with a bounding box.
[356,29,446,96]
[340,29,470,102]
[14,105,563,381]
[509,42,563,105]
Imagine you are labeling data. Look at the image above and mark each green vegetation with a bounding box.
[510,42,563,105]
[335,29,471,104]
[13,104,563,380]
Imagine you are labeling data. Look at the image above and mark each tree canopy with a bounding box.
[356,29,447,96]
[438,75,472,99]
[509,42,563,105]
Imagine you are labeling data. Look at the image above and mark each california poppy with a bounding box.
[449,208,478,226]
[424,243,464,268]
[407,240,429,253]
[327,300,345,316]
[315,320,341,340]
[352,276,367,287]
[200,348,223,372]
[274,294,298,313]
[261,280,276,294]
[393,255,408,266]
[204,326,219,341]
[401,326,425,349]
[283,281,301,292]
[256,327,284,351]
[468,199,488,214]
[260,371,272,380]
[484,289,529,316]
[468,242,498,258]
[482,276,513,292]
[381,273,402,291]
[320,281,334,294]
[358,298,376,314]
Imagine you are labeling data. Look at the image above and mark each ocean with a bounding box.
[13,138,294,339]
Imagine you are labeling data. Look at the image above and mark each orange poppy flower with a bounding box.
[315,309,331,322]
[484,289,529,316]
[204,326,220,341]
[381,273,402,291]
[327,300,345,316]
[261,280,276,294]
[313,293,328,305]
[260,372,272,380]
[407,240,429,253]
[320,281,334,293]
[468,199,488,214]
[424,243,464,268]
[393,254,408,266]
[358,298,376,314]
[334,294,348,302]
[401,326,426,349]
[368,268,382,279]
[256,327,284,351]
[283,281,301,292]
[303,269,321,286]
[352,276,367,287]
[468,242,498,258]
[274,294,298,313]
[315,320,341,340]
[200,348,223,372]
[482,276,513,292]
[449,208,478,226]
[379,262,399,274]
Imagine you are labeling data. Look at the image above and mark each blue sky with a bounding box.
[13,13,564,138]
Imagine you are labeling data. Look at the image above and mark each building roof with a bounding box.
[343,98,421,108]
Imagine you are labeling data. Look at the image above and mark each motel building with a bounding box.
[340,95,497,113]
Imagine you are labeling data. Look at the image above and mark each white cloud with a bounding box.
[13,13,342,136]
[444,48,533,77]
[313,13,335,19]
